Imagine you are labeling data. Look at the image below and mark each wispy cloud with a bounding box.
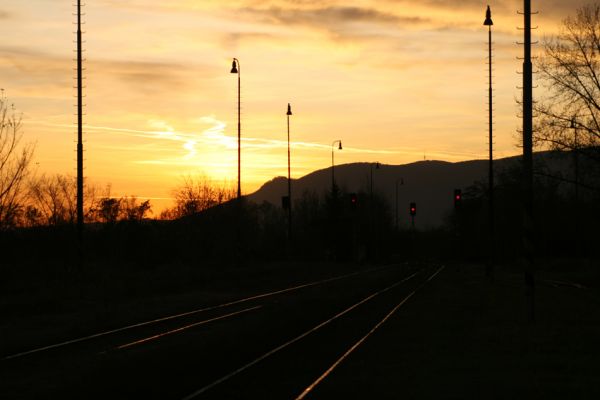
[237,6,424,26]
[231,5,429,41]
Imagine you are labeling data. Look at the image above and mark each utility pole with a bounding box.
[521,0,535,322]
[484,6,495,281]
[76,0,84,269]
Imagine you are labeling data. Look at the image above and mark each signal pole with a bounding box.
[76,0,84,268]
[484,6,495,281]
[521,0,535,321]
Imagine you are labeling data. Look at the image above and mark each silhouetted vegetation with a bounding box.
[160,175,236,219]
[2,154,597,280]
[536,4,600,167]
[447,157,599,262]
[0,92,35,229]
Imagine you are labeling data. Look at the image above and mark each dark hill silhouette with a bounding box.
[248,150,584,228]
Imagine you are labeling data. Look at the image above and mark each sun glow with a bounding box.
[1,0,581,212]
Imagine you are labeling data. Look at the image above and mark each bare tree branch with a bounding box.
[0,92,35,228]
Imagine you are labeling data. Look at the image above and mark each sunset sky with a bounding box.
[0,0,590,211]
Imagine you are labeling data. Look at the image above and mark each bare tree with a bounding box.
[98,197,121,224]
[536,4,600,163]
[163,175,235,219]
[28,174,75,225]
[27,174,104,226]
[119,196,152,222]
[0,92,35,228]
[94,196,152,223]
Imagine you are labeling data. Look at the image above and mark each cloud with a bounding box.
[0,46,71,89]
[386,0,591,18]
[0,46,203,95]
[238,6,427,28]
[226,5,430,44]
[97,60,189,92]
[0,10,9,19]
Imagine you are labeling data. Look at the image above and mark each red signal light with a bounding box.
[349,193,357,206]
[409,202,416,216]
[454,189,462,208]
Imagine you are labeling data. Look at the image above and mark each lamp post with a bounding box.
[571,118,579,206]
[230,58,241,199]
[331,140,342,194]
[286,103,292,240]
[571,117,579,256]
[484,5,494,280]
[370,162,381,201]
[368,162,381,260]
[395,178,404,230]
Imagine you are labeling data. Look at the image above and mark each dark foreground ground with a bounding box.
[319,261,600,399]
[1,258,599,399]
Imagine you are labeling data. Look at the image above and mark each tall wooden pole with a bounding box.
[76,0,84,268]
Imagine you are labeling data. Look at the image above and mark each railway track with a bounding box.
[2,264,395,361]
[1,262,444,399]
[181,265,444,400]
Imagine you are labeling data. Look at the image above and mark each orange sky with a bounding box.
[0,0,590,212]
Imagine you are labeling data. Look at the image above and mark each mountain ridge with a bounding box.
[247,151,574,228]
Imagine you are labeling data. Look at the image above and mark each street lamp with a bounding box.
[331,140,342,194]
[286,103,292,240]
[395,177,404,230]
[370,162,381,201]
[570,117,579,205]
[368,162,381,260]
[230,58,241,199]
[571,117,580,256]
[484,5,494,280]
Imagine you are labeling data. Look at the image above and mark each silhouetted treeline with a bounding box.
[0,187,398,274]
[0,173,152,228]
[1,157,597,278]
[447,157,599,261]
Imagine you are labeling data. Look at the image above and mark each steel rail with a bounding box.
[295,265,445,400]
[3,264,396,361]
[116,306,262,350]
[180,269,422,400]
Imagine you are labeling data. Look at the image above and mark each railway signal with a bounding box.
[409,202,416,230]
[454,189,462,208]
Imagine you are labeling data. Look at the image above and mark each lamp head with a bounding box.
[230,59,238,74]
[338,141,343,150]
[287,103,292,116]
[484,5,493,26]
